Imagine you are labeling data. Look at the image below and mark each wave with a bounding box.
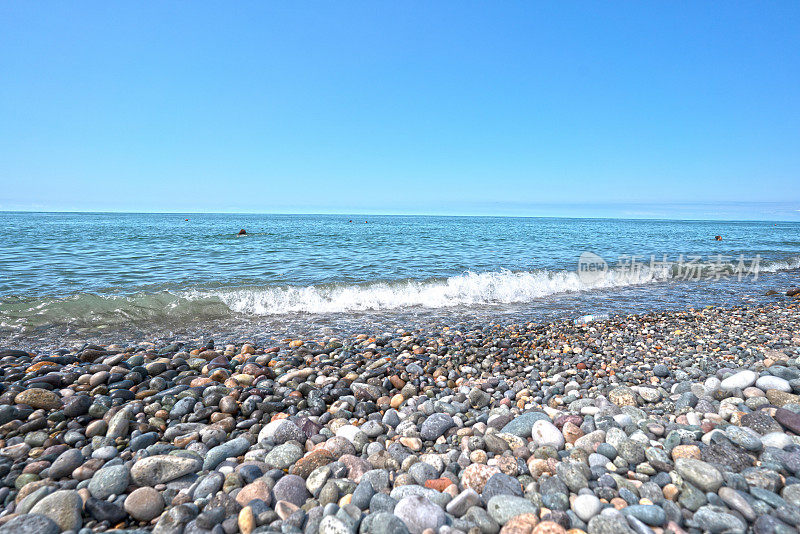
[2,256,798,329]
[201,267,666,315]
[760,255,800,272]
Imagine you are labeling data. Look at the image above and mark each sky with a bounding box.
[1,2,799,219]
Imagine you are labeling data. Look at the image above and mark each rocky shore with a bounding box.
[1,301,800,534]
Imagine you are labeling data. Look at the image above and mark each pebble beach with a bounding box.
[1,298,800,534]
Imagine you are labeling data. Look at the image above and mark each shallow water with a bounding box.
[1,212,798,349]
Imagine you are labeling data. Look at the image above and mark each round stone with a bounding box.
[0,514,60,534]
[755,375,791,392]
[572,494,602,522]
[531,420,565,450]
[29,490,82,532]
[15,389,61,410]
[420,413,455,441]
[394,494,446,534]
[88,464,130,499]
[272,474,310,507]
[720,370,757,391]
[124,487,165,521]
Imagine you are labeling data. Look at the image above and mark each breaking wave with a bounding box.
[2,256,798,330]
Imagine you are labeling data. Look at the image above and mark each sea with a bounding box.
[1,212,798,350]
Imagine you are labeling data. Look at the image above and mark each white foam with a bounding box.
[191,266,674,316]
[3,255,797,327]
[759,255,800,273]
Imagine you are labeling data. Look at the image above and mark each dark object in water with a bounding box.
[714,235,722,241]
[766,290,779,296]
[238,229,247,236]
[787,288,800,297]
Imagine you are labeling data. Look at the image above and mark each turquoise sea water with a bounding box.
[1,212,798,348]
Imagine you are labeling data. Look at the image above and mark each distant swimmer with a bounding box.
[349,220,353,223]
[185,219,189,221]
[714,235,722,241]
[364,220,368,223]
[237,229,247,235]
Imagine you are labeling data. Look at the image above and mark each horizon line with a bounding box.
[1,208,799,224]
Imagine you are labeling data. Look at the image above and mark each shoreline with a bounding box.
[0,300,799,533]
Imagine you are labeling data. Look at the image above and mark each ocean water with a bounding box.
[1,212,798,348]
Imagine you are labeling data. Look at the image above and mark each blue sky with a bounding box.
[1,2,799,218]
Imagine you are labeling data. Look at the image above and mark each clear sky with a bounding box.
[1,2,799,219]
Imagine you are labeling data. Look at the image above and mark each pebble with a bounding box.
[272,474,310,507]
[48,448,83,478]
[531,419,565,449]
[0,514,60,534]
[0,301,798,534]
[29,489,83,532]
[675,458,723,492]
[394,495,446,534]
[755,375,791,392]
[124,486,165,521]
[571,493,602,522]
[720,370,758,391]
[203,436,250,470]
[130,455,201,486]
[419,413,455,441]
[14,388,61,410]
[87,464,130,499]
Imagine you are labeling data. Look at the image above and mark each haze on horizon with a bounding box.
[1,2,799,220]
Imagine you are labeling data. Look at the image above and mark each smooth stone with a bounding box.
[29,489,83,532]
[125,486,165,521]
[653,364,669,377]
[131,455,202,485]
[720,370,757,391]
[272,474,310,507]
[319,515,352,534]
[0,514,60,534]
[370,493,399,514]
[692,505,746,534]
[501,412,550,437]
[88,464,130,499]
[265,443,304,470]
[556,462,588,493]
[351,480,375,510]
[106,407,131,439]
[15,388,61,410]
[782,484,800,507]
[408,461,439,486]
[49,448,84,478]
[587,514,635,534]
[621,504,666,526]
[774,408,800,433]
[446,488,480,517]
[531,419,565,450]
[394,494,446,534]
[756,375,791,392]
[724,426,763,452]
[572,494,602,522]
[761,432,793,449]
[203,436,250,470]
[718,487,756,521]
[420,413,455,441]
[486,494,538,525]
[481,472,523,500]
[361,512,410,534]
[85,497,126,523]
[675,458,723,492]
